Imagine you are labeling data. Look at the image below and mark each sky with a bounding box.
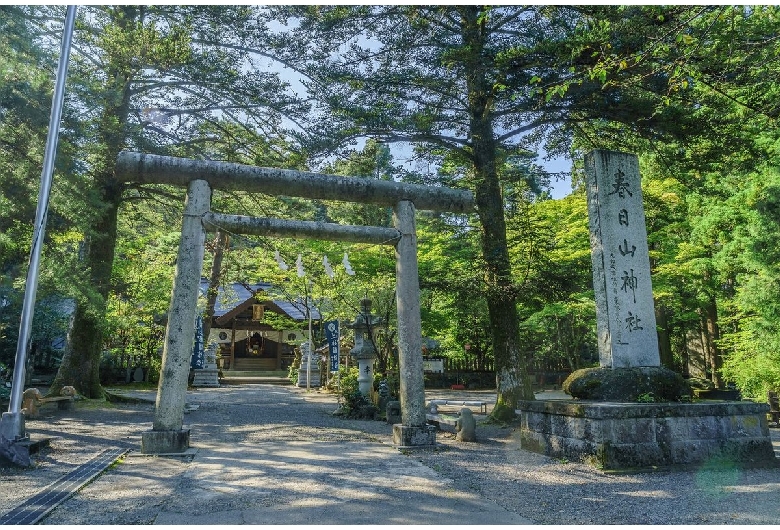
[543,156,574,200]
[389,142,573,200]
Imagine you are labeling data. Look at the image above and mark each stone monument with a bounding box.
[564,150,688,401]
[297,342,321,388]
[587,150,659,368]
[516,150,776,470]
[385,400,402,425]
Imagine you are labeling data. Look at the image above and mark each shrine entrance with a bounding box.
[115,151,473,452]
[203,280,315,372]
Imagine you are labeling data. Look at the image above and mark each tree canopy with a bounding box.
[2,5,780,403]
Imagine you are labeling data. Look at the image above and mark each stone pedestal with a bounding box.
[297,356,321,388]
[192,369,219,387]
[518,400,777,470]
[0,412,32,467]
[141,428,190,454]
[0,411,25,442]
[393,424,437,448]
[356,357,374,396]
[297,367,321,388]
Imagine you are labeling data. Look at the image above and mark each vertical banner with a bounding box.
[325,320,340,372]
[191,315,205,369]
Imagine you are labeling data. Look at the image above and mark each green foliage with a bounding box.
[333,366,373,418]
[489,402,517,423]
[719,170,780,399]
[1,5,314,395]
[636,392,656,403]
[5,5,780,403]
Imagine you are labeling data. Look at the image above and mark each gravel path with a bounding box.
[1,385,779,525]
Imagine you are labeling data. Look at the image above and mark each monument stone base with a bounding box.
[141,428,190,454]
[517,400,777,470]
[393,424,437,448]
[192,368,219,387]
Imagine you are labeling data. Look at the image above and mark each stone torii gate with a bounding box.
[115,152,474,453]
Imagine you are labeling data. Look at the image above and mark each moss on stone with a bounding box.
[563,366,692,402]
[490,402,517,422]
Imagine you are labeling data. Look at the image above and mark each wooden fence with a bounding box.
[426,356,571,374]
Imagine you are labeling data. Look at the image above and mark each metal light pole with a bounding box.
[306,280,313,392]
[0,6,77,466]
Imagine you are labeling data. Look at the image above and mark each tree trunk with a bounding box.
[50,184,123,398]
[202,230,229,343]
[703,298,723,388]
[461,7,533,417]
[655,303,675,369]
[50,9,135,397]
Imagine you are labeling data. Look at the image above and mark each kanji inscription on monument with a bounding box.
[585,150,660,368]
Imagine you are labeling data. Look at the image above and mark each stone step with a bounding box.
[231,358,278,371]
[220,371,292,385]
[220,377,292,385]
[224,370,288,377]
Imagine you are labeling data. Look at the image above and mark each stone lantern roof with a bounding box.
[348,299,384,360]
[348,299,384,329]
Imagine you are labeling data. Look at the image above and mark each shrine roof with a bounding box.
[199,279,321,325]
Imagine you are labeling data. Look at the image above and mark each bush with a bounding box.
[333,366,376,419]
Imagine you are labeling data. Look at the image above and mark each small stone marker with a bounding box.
[386,400,402,425]
[586,150,660,368]
[455,408,476,442]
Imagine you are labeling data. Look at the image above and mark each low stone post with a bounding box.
[392,200,436,447]
[142,179,210,454]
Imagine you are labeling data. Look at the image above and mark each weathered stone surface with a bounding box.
[563,366,691,402]
[517,400,776,470]
[154,179,210,432]
[141,429,190,454]
[191,369,219,387]
[117,151,475,213]
[586,150,660,367]
[296,367,321,388]
[203,213,401,246]
[394,201,427,430]
[392,424,437,448]
[455,408,476,442]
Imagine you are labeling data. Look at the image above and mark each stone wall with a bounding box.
[518,400,776,470]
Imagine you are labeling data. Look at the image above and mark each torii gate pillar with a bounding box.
[392,200,436,447]
[141,179,211,454]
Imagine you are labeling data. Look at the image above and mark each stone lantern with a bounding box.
[348,299,384,396]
